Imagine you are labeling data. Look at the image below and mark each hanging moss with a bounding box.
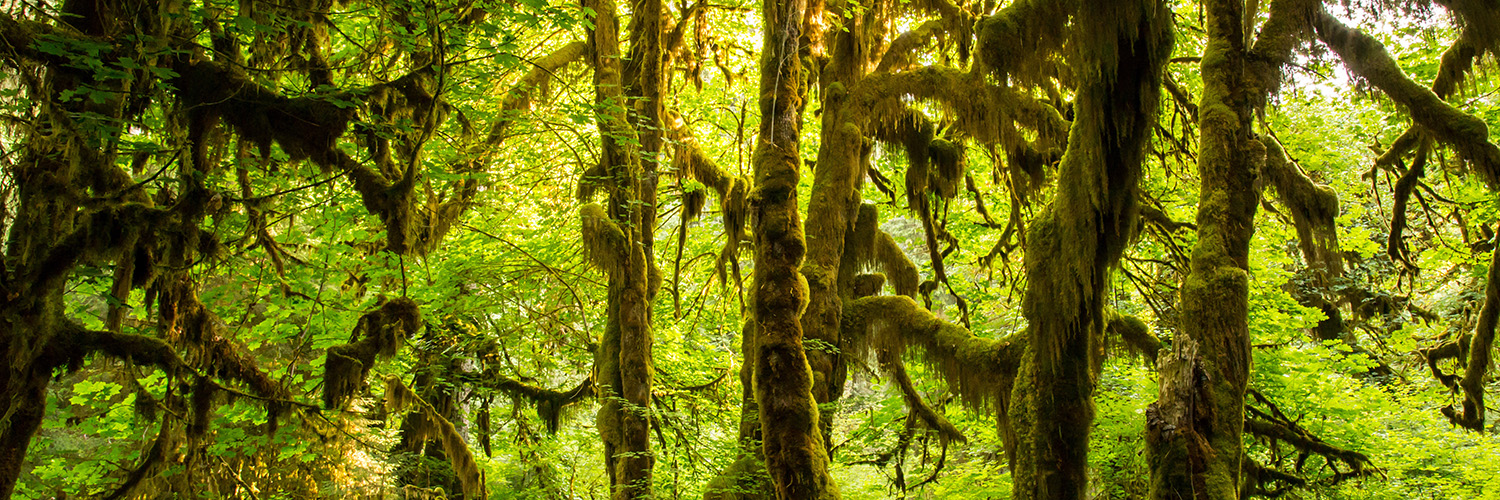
[322,297,422,410]
[1004,0,1174,497]
[875,20,945,74]
[974,0,1072,87]
[1313,7,1500,186]
[483,371,594,434]
[668,127,750,288]
[928,138,964,200]
[385,376,484,499]
[878,348,965,444]
[580,203,629,275]
[1437,0,1500,55]
[843,204,880,275]
[170,57,355,167]
[851,274,886,298]
[874,232,920,298]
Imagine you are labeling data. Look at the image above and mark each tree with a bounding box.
[4,0,1500,499]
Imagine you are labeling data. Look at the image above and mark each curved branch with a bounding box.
[477,371,593,434]
[843,295,1023,413]
[1312,7,1500,186]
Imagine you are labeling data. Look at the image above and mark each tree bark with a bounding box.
[1008,2,1172,499]
[749,0,838,497]
[1147,0,1264,498]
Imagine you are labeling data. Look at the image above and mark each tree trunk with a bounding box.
[799,3,870,455]
[1147,0,1264,497]
[1009,3,1172,499]
[749,0,838,497]
[0,1,125,492]
[584,0,656,496]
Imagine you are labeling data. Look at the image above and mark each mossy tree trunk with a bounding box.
[0,119,78,500]
[1008,2,1172,499]
[800,0,871,455]
[749,0,838,497]
[0,2,161,493]
[583,0,658,496]
[1146,0,1267,497]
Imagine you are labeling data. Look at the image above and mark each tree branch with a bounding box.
[1312,7,1500,186]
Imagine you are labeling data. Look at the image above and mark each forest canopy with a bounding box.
[0,0,1499,499]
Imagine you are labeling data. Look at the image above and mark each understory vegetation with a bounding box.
[1,0,1499,499]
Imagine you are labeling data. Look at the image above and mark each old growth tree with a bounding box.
[1,0,1500,499]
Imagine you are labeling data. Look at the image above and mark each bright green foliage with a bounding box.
[3,0,1500,499]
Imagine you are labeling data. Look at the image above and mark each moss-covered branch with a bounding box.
[667,116,750,287]
[1243,419,1374,474]
[1263,136,1341,279]
[1312,7,1500,186]
[1433,0,1500,54]
[478,372,593,434]
[44,322,314,414]
[24,203,172,299]
[1246,0,1317,100]
[321,297,422,410]
[878,349,965,443]
[1106,310,1163,363]
[1375,30,1483,168]
[854,66,1070,149]
[403,41,587,254]
[843,295,1022,413]
[875,20,945,74]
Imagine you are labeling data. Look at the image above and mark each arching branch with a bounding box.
[1313,7,1500,186]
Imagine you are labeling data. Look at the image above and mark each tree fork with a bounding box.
[1149,0,1263,497]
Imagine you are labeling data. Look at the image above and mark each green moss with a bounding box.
[843,296,1023,414]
